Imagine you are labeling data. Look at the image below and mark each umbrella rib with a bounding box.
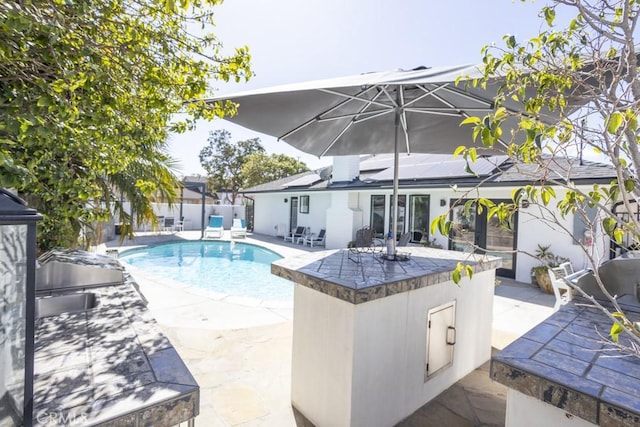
[399,86,410,155]
[434,88,509,148]
[402,83,450,109]
[378,85,398,108]
[279,86,380,140]
[405,108,486,117]
[319,89,389,157]
[316,109,389,123]
[439,85,494,107]
[317,87,394,110]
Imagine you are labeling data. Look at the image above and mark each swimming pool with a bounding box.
[119,241,293,303]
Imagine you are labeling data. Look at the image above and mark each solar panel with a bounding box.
[282,173,322,187]
[366,156,509,181]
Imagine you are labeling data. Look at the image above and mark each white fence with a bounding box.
[111,202,246,235]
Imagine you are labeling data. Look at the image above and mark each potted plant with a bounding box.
[530,244,569,294]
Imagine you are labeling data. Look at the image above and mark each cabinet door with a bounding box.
[425,301,456,379]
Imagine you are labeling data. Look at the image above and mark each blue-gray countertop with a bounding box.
[33,274,199,427]
[492,297,640,426]
[271,247,500,304]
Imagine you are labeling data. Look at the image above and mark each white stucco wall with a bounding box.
[333,156,361,182]
[506,389,596,427]
[252,194,289,236]
[291,269,495,427]
[118,202,245,231]
[250,185,610,282]
[297,192,331,235]
[253,193,331,237]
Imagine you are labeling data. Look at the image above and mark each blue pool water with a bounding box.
[119,241,293,303]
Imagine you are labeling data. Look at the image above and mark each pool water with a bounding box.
[119,241,293,303]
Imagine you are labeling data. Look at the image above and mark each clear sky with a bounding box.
[168,0,564,176]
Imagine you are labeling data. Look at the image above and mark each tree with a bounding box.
[242,152,309,188]
[433,0,640,353]
[199,130,264,203]
[0,0,251,251]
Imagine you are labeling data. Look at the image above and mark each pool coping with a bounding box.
[116,239,295,309]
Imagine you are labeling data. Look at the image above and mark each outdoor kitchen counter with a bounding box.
[491,297,640,426]
[273,247,501,427]
[32,273,198,427]
[271,247,501,304]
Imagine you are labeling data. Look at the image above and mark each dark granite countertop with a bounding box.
[33,274,199,427]
[492,297,640,426]
[272,247,500,304]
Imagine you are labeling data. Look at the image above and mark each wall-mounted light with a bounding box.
[284,198,288,203]
[521,199,530,208]
[440,199,447,207]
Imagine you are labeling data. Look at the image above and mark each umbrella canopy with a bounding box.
[206,64,585,255]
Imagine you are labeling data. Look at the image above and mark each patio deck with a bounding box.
[103,230,555,426]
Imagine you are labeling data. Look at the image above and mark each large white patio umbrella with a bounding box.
[206,65,585,256]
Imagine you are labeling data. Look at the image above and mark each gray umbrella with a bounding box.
[206,64,584,256]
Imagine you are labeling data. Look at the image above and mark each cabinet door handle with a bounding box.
[446,326,456,345]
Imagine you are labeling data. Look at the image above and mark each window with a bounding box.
[370,195,386,237]
[300,196,309,213]
[409,195,430,243]
[389,195,406,237]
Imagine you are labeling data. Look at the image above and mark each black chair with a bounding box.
[284,226,305,243]
[348,226,382,262]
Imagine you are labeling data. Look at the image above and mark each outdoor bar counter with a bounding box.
[272,247,500,427]
[492,296,640,427]
[33,272,199,426]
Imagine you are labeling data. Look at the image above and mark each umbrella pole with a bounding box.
[391,102,400,260]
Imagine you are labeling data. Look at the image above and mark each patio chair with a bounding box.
[303,229,326,247]
[397,232,412,247]
[548,266,573,312]
[204,215,224,238]
[284,226,305,243]
[163,217,175,233]
[559,261,574,277]
[174,216,185,232]
[230,218,247,238]
[153,215,165,234]
[296,227,312,244]
[348,226,382,262]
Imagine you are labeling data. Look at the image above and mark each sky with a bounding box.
[167,0,566,177]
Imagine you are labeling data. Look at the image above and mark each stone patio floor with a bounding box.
[103,231,555,426]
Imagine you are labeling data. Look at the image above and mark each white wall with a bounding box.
[297,193,331,235]
[117,202,245,232]
[506,389,596,427]
[252,193,331,237]
[326,192,362,248]
[514,187,608,283]
[253,194,290,236]
[333,155,361,182]
[291,268,495,427]
[250,185,610,282]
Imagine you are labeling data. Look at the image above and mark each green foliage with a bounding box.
[0,0,252,251]
[199,130,265,204]
[532,244,569,270]
[242,152,309,189]
[447,0,640,349]
[199,130,309,203]
[452,262,473,285]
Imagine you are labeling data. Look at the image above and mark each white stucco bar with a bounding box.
[272,247,500,427]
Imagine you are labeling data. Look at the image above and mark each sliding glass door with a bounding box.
[370,195,386,238]
[449,199,518,278]
[408,195,430,243]
[389,195,406,238]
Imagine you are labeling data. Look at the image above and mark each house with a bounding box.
[242,153,617,283]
